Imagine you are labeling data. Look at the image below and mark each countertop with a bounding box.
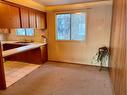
[1,41,19,44]
[1,41,47,57]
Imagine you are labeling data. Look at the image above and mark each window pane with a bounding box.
[16,29,25,36]
[26,28,34,36]
[71,12,86,40]
[56,14,71,40]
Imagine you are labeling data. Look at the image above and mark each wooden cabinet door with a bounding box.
[36,12,46,29]
[0,3,9,28]
[0,3,20,28]
[41,44,48,63]
[29,9,36,28]
[8,5,20,28]
[20,8,29,28]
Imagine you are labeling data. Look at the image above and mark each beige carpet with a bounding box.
[4,61,40,87]
[0,61,113,95]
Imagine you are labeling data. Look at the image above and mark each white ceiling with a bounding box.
[33,0,107,6]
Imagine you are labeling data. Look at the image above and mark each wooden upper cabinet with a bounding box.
[20,8,29,28]
[29,9,36,28]
[36,12,46,29]
[0,2,46,29]
[0,3,20,28]
[20,8,37,28]
[8,5,20,28]
[0,3,9,28]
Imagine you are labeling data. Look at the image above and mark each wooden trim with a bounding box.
[19,7,22,28]
[0,42,6,89]
[28,10,30,28]
[125,0,127,94]
[110,0,126,95]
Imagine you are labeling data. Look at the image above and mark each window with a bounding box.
[25,29,34,36]
[16,28,34,36]
[56,12,87,41]
[16,29,25,36]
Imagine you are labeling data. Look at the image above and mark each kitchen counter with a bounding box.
[2,43,47,57]
[1,41,19,45]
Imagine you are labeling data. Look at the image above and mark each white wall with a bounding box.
[0,34,7,41]
[47,5,112,66]
[0,29,9,41]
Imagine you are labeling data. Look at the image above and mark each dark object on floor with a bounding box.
[97,46,109,71]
